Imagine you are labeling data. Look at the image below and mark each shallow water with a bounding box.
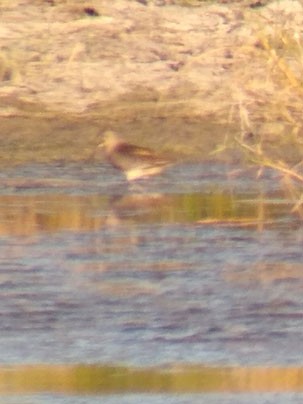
[2,393,303,404]
[1,161,303,401]
[1,393,303,404]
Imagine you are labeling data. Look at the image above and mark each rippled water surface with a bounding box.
[1,393,303,404]
[1,161,303,402]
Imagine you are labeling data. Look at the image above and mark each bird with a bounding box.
[99,131,173,181]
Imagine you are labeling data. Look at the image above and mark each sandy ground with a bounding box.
[0,0,260,114]
[1,0,303,164]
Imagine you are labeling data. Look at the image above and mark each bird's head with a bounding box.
[98,130,122,153]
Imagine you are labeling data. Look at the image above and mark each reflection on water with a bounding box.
[1,364,303,394]
[0,191,293,236]
[0,162,303,399]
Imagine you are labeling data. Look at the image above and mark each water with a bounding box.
[0,393,303,404]
[1,161,303,401]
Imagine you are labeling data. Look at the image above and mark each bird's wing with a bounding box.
[115,143,168,164]
[116,143,151,155]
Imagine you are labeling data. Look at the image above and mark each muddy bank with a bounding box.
[0,0,303,164]
[0,103,237,166]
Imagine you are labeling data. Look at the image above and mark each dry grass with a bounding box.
[214,2,303,214]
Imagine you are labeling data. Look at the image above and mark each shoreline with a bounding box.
[1,0,303,167]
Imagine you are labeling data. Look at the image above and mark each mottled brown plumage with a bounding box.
[99,131,172,181]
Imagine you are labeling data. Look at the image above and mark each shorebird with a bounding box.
[99,131,172,181]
